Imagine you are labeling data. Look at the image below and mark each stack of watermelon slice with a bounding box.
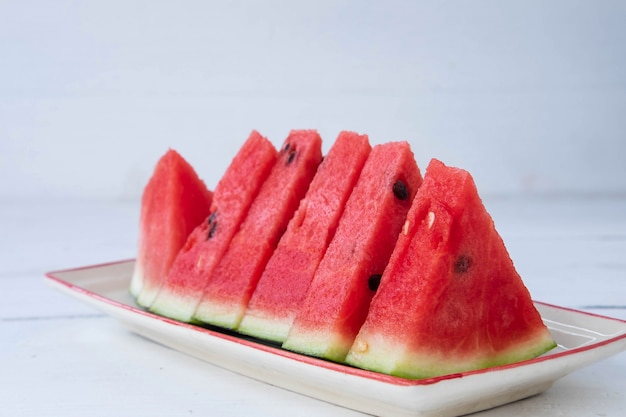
[130,130,556,380]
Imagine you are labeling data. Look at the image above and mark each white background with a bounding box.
[1,0,625,202]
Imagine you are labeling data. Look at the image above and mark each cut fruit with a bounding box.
[238,131,372,342]
[193,130,323,329]
[130,149,213,308]
[345,158,557,379]
[149,131,277,321]
[282,141,422,362]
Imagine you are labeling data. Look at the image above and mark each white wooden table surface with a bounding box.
[1,197,625,416]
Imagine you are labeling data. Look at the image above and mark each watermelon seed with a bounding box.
[368,274,382,291]
[287,150,297,165]
[454,255,472,274]
[207,220,218,239]
[206,211,218,239]
[402,220,410,235]
[281,142,298,165]
[353,339,369,354]
[427,211,435,229]
[392,180,409,200]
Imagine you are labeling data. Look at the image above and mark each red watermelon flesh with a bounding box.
[238,131,372,342]
[345,158,556,379]
[131,149,213,308]
[148,131,277,321]
[282,142,423,362]
[193,130,323,329]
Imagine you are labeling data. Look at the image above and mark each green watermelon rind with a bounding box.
[129,263,144,298]
[136,275,161,308]
[194,300,244,330]
[282,328,354,363]
[149,291,205,325]
[345,330,557,379]
[237,314,292,344]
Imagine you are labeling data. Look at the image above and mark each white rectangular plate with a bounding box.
[45,260,626,417]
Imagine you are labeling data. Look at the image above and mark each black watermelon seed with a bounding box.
[368,274,382,291]
[287,150,297,165]
[207,221,218,239]
[207,211,217,225]
[454,255,471,274]
[283,142,291,152]
[392,180,409,201]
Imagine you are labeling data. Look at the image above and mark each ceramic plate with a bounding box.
[45,260,626,417]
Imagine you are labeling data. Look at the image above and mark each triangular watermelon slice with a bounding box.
[148,131,277,321]
[345,158,556,379]
[130,149,213,307]
[238,131,372,342]
[282,141,423,362]
[193,130,323,329]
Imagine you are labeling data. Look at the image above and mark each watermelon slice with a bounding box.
[130,149,213,307]
[238,131,372,342]
[193,130,323,329]
[148,131,277,321]
[345,158,556,379]
[282,142,423,362]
